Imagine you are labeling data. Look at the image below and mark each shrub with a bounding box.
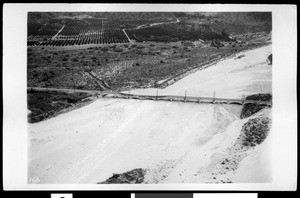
[240,93,272,119]
[114,48,123,52]
[245,93,272,101]
[102,47,109,52]
[99,168,146,184]
[77,85,85,89]
[267,54,272,64]
[240,117,271,147]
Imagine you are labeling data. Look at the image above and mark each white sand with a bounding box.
[28,99,244,183]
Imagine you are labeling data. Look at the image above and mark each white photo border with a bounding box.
[3,3,297,190]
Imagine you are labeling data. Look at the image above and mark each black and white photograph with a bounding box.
[3,4,297,190]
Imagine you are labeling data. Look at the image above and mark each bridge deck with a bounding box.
[107,93,272,106]
[27,87,272,106]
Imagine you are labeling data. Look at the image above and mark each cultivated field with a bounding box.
[27,34,271,92]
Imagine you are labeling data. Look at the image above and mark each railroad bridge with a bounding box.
[27,87,272,107]
[102,92,272,107]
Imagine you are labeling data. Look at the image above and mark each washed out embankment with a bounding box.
[28,99,244,183]
[123,44,272,99]
[99,94,272,184]
[28,44,272,184]
[28,95,272,184]
[98,43,273,184]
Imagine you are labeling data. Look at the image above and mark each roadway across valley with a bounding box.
[28,87,272,107]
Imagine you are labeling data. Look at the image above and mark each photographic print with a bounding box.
[3,4,297,190]
[27,10,273,184]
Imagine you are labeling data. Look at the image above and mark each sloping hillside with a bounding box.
[28,12,177,23]
[28,12,271,35]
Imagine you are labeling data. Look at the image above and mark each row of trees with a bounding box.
[58,29,128,40]
[28,28,129,46]
[28,37,129,46]
[126,23,231,43]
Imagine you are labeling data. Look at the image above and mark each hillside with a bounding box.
[28,12,177,23]
[28,12,271,25]
[28,12,271,36]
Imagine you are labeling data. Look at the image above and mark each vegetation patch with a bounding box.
[240,93,272,119]
[126,23,231,43]
[27,89,92,123]
[98,168,147,184]
[240,117,271,147]
[267,54,272,65]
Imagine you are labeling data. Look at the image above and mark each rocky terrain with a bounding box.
[99,168,147,184]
